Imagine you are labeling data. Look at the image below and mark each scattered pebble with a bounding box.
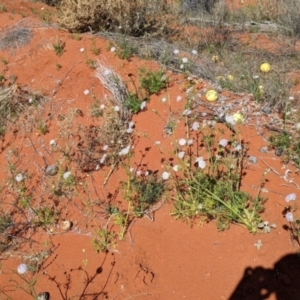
[259,146,268,153]
[248,156,257,164]
[45,165,58,176]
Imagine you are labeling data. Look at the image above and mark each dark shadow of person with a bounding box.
[229,253,300,300]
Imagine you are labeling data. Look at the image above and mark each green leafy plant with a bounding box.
[52,39,65,56]
[171,126,266,232]
[86,58,97,69]
[140,68,167,95]
[92,228,116,253]
[123,171,167,218]
[124,92,144,114]
[116,38,136,60]
[37,121,48,135]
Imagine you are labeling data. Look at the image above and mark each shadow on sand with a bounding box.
[229,253,300,300]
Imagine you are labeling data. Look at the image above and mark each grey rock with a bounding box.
[259,146,268,153]
[248,156,257,164]
[45,165,58,176]
[262,106,272,114]
[37,292,50,300]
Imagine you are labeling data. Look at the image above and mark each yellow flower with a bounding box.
[227,74,234,81]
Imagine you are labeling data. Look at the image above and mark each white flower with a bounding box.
[49,139,56,147]
[100,104,105,109]
[187,139,193,145]
[285,193,297,202]
[162,171,170,180]
[182,57,188,64]
[286,212,294,222]
[126,127,133,133]
[129,167,134,173]
[100,154,107,164]
[128,121,134,128]
[161,97,167,103]
[140,101,146,110]
[104,69,111,76]
[253,75,259,79]
[80,48,85,53]
[178,138,187,146]
[63,171,71,179]
[103,145,108,151]
[219,139,228,147]
[28,98,33,103]
[182,109,192,116]
[15,174,24,182]
[234,144,242,152]
[176,95,182,102]
[144,171,149,176]
[154,141,161,145]
[192,121,200,131]
[17,263,28,274]
[174,49,179,55]
[136,170,142,176]
[178,151,185,159]
[225,115,236,126]
[195,157,206,169]
[83,89,90,96]
[180,64,184,69]
[118,145,130,156]
[110,47,116,52]
[173,165,179,172]
[114,106,120,112]
[289,96,294,101]
[192,50,198,55]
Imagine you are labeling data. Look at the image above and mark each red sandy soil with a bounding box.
[0,1,300,300]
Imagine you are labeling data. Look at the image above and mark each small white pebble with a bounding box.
[176,95,182,102]
[110,47,116,52]
[49,139,57,147]
[80,48,85,53]
[83,89,90,95]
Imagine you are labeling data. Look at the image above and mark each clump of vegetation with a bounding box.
[52,38,65,56]
[171,125,267,232]
[57,0,174,37]
[140,68,167,95]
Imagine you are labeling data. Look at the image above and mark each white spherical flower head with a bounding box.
[225,115,236,126]
[234,144,242,152]
[187,139,193,146]
[102,145,109,151]
[173,49,179,55]
[15,174,24,182]
[286,212,294,222]
[114,106,120,112]
[178,138,187,146]
[126,127,133,134]
[49,139,57,147]
[176,95,182,102]
[17,263,28,274]
[80,47,85,53]
[136,170,142,176]
[173,165,179,172]
[162,171,170,180]
[182,57,188,64]
[110,47,116,52]
[182,109,192,116]
[195,157,206,169]
[178,151,185,159]
[154,141,161,145]
[285,193,297,202]
[140,101,146,110]
[180,64,184,69]
[118,145,130,156]
[100,104,105,110]
[104,69,111,76]
[219,139,228,147]
[192,50,198,55]
[192,121,200,131]
[161,97,167,103]
[100,154,107,164]
[83,89,90,96]
[128,121,135,128]
[28,97,33,104]
[63,171,71,180]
